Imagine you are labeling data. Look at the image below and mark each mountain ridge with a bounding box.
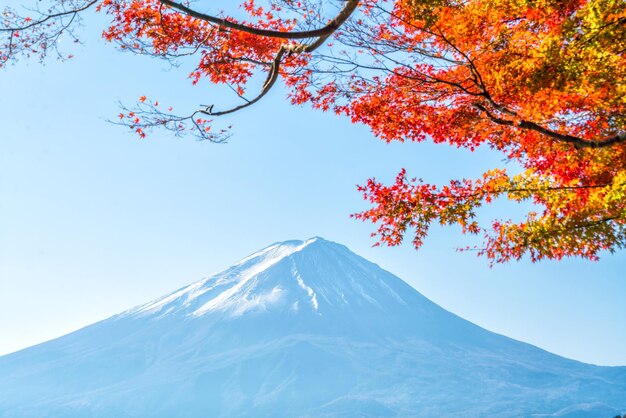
[1,237,624,417]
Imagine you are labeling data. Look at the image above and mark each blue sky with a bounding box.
[1,8,625,366]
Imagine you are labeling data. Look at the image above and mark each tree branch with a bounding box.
[473,103,626,149]
[204,46,287,116]
[160,0,359,40]
[0,0,98,32]
[198,0,359,116]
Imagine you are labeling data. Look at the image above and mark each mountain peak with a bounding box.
[234,237,331,266]
[123,237,419,321]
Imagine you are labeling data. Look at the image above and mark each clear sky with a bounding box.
[1,7,625,366]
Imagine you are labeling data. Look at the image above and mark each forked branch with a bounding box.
[198,0,360,117]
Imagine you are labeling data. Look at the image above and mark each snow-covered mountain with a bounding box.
[1,237,624,417]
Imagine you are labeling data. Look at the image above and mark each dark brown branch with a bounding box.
[473,103,626,149]
[160,0,359,40]
[433,182,615,204]
[569,216,622,231]
[203,47,287,116]
[198,0,358,116]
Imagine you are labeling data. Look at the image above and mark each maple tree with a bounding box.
[1,0,625,263]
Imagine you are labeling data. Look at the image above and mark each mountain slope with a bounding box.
[1,237,624,417]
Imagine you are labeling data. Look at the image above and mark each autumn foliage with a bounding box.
[2,0,625,263]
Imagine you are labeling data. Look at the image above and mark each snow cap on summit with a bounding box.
[124,236,419,320]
